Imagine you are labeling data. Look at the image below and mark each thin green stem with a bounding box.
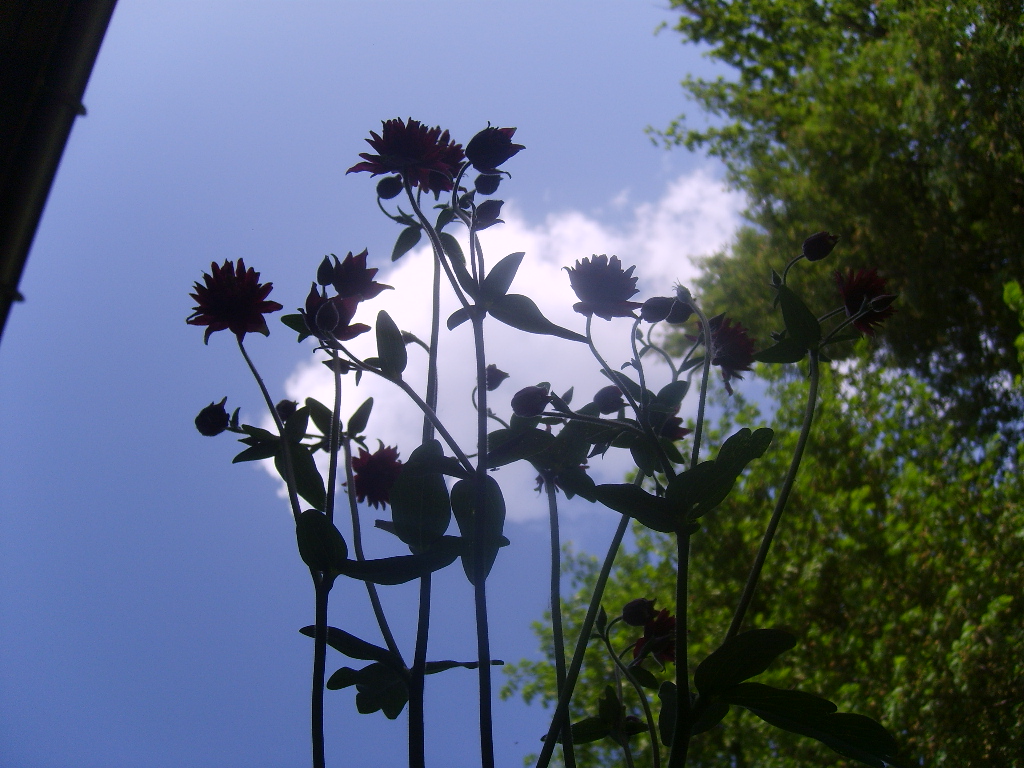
[311,575,333,768]
[409,574,430,768]
[545,474,576,768]
[726,351,821,640]
[325,351,343,524]
[536,474,643,768]
[237,338,301,521]
[601,633,661,768]
[471,313,495,768]
[688,303,714,470]
[343,439,402,659]
[667,532,692,768]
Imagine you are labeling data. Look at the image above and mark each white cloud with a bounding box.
[275,169,744,523]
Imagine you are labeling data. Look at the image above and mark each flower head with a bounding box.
[300,284,371,343]
[195,397,230,436]
[708,315,755,395]
[511,385,551,417]
[621,598,658,627]
[835,268,897,335]
[633,608,676,664]
[802,231,840,262]
[187,259,283,343]
[659,413,692,441]
[565,255,644,320]
[347,118,465,195]
[329,250,393,302]
[465,126,524,172]
[351,444,403,509]
[485,364,509,391]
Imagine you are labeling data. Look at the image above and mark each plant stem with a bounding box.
[342,439,401,659]
[536,475,640,768]
[726,350,821,640]
[688,303,714,469]
[601,636,660,768]
[409,573,430,768]
[311,575,333,768]
[667,532,692,768]
[471,313,495,768]
[237,338,301,521]
[325,351,342,524]
[545,474,576,768]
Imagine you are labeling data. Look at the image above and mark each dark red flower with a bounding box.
[835,268,897,335]
[351,444,403,509]
[300,284,371,343]
[633,608,676,664]
[329,250,393,302]
[465,126,524,172]
[187,259,283,344]
[659,414,693,441]
[708,316,756,395]
[347,118,465,195]
[565,255,644,321]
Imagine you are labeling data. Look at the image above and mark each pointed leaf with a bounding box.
[447,307,471,330]
[722,683,903,768]
[594,483,677,533]
[451,477,506,584]
[391,225,421,262]
[486,427,555,468]
[295,510,348,571]
[777,285,821,349]
[375,310,407,379]
[277,442,326,511]
[389,443,452,551]
[299,626,403,672]
[281,312,312,341]
[337,536,462,584]
[487,293,587,343]
[753,336,808,363]
[346,397,373,436]
[351,663,409,719]
[232,439,279,463]
[658,681,677,747]
[305,397,339,439]
[694,629,796,696]
[481,252,525,302]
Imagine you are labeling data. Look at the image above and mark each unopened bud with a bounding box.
[641,296,674,323]
[195,397,230,436]
[621,598,657,627]
[376,175,404,200]
[802,231,840,262]
[475,174,502,195]
[485,364,510,391]
[511,385,550,417]
[276,399,298,421]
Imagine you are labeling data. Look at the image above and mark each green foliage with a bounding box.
[505,365,1024,766]
[659,0,1024,433]
[1005,280,1024,380]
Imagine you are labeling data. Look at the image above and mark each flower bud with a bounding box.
[485,364,509,391]
[666,301,694,324]
[376,175,404,200]
[474,199,504,230]
[465,126,524,172]
[276,399,298,421]
[316,255,335,286]
[511,385,550,417]
[475,173,501,195]
[195,397,230,436]
[802,231,840,262]
[621,598,657,627]
[641,296,674,322]
[593,385,625,414]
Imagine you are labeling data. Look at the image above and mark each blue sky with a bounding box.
[0,3,744,766]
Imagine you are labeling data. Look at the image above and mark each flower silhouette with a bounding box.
[565,255,644,320]
[351,444,402,509]
[347,118,465,195]
[633,608,676,664]
[709,316,755,395]
[465,126,524,172]
[835,268,896,335]
[187,259,283,344]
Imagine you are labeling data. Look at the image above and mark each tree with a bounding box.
[505,363,1024,766]
[656,0,1024,434]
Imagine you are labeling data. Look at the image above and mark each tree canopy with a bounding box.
[505,363,1024,766]
[657,0,1024,433]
